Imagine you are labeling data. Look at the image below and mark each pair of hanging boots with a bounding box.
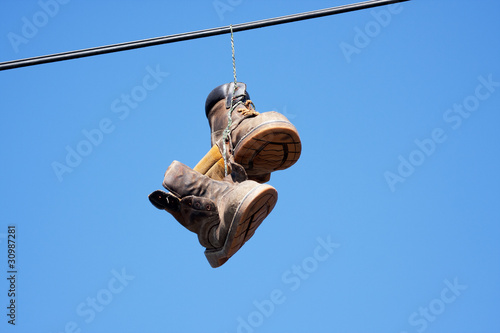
[149,82,301,267]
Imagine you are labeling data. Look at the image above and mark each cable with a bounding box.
[0,0,409,71]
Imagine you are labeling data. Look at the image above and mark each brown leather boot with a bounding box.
[149,160,277,268]
[205,82,302,183]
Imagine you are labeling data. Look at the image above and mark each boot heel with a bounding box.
[234,119,301,180]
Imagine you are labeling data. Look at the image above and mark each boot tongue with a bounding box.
[223,158,248,184]
[225,82,250,109]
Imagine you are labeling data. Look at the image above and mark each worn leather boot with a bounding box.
[205,82,302,183]
[149,160,277,268]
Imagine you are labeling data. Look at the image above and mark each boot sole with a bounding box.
[234,120,301,180]
[204,184,278,268]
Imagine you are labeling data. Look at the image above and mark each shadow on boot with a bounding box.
[149,160,277,268]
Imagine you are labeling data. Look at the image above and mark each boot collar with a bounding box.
[205,82,251,116]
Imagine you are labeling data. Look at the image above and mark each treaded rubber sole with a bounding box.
[234,120,301,181]
[204,184,278,268]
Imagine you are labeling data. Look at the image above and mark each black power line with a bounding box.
[0,0,409,71]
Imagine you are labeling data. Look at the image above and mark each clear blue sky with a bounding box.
[1,0,499,332]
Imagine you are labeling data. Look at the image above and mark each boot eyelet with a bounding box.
[206,205,211,211]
